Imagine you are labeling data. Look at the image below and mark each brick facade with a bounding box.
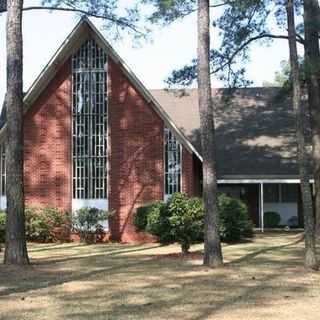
[182,147,194,197]
[20,45,198,243]
[108,60,164,242]
[24,60,72,213]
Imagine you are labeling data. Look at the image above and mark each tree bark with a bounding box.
[4,0,29,265]
[303,0,320,238]
[197,0,223,267]
[286,0,318,270]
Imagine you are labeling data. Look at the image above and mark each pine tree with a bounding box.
[286,0,318,270]
[4,0,29,265]
[198,0,223,267]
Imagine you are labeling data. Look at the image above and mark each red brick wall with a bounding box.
[108,60,164,242]
[24,60,72,213]
[21,52,198,243]
[182,147,194,197]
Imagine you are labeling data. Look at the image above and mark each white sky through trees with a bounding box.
[0,0,303,107]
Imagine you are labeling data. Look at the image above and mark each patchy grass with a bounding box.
[0,232,319,320]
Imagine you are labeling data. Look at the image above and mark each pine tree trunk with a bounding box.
[197,0,223,268]
[4,0,29,265]
[303,0,320,238]
[286,0,318,270]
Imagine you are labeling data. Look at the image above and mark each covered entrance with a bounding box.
[218,180,306,230]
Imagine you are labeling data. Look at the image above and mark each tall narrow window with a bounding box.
[164,127,182,196]
[72,38,107,199]
[0,144,5,196]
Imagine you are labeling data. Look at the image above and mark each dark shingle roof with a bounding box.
[151,87,312,178]
[0,85,311,178]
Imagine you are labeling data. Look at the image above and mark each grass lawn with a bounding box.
[0,232,319,320]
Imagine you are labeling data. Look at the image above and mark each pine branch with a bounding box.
[23,6,143,34]
[2,5,145,35]
[213,32,305,74]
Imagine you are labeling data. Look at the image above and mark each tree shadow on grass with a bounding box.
[0,236,318,320]
[229,236,304,266]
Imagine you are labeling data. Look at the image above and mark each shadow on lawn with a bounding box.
[229,236,304,265]
[0,236,317,320]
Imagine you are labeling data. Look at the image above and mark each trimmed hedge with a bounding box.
[264,211,281,228]
[0,207,70,243]
[134,192,254,252]
[218,193,254,242]
[25,207,70,242]
[134,202,165,232]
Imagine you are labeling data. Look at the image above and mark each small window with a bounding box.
[281,184,299,203]
[264,184,279,202]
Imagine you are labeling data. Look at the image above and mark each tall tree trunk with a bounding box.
[4,0,29,265]
[286,0,318,270]
[197,0,223,267]
[303,0,320,238]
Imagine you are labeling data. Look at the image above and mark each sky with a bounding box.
[0,0,297,108]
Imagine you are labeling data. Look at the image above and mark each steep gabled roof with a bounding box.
[151,87,312,178]
[0,17,202,161]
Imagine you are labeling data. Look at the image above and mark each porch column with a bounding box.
[260,183,264,232]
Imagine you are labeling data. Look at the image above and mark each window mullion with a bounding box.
[72,38,107,200]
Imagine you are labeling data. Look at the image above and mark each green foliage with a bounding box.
[146,193,204,253]
[0,210,6,243]
[167,194,204,253]
[146,0,269,87]
[146,0,196,25]
[0,207,70,244]
[134,202,165,231]
[41,0,148,42]
[25,207,70,242]
[72,207,108,242]
[146,201,174,244]
[146,0,305,88]
[135,193,253,251]
[218,193,254,242]
[263,58,306,89]
[264,211,281,228]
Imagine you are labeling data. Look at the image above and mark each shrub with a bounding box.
[72,207,108,243]
[134,202,165,232]
[287,215,299,227]
[146,193,204,254]
[0,210,6,243]
[264,211,281,228]
[146,201,173,244]
[167,194,204,254]
[25,207,70,242]
[134,193,253,252]
[218,193,254,243]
